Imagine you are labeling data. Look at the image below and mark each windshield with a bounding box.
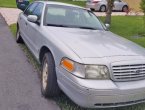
[44,4,105,30]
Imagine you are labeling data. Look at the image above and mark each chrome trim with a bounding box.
[112,64,145,81]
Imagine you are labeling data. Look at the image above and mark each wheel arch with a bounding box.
[99,5,106,11]
[39,46,54,64]
[122,5,128,12]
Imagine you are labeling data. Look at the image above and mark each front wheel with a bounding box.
[90,8,95,11]
[41,52,61,97]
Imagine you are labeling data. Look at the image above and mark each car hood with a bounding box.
[46,27,145,58]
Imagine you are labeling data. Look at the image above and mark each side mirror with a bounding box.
[105,24,110,30]
[27,15,38,23]
[16,0,30,11]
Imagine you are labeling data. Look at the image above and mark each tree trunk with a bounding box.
[105,8,112,24]
[105,0,114,24]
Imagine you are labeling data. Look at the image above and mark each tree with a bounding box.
[140,0,145,14]
[105,0,115,24]
[140,0,145,27]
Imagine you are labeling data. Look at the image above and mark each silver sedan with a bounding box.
[17,1,145,108]
[86,0,128,12]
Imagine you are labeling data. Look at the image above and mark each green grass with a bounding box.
[0,0,33,8]
[0,0,85,8]
[10,16,145,110]
[110,16,145,48]
[0,0,17,8]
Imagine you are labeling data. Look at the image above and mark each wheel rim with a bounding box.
[42,61,48,90]
[101,6,105,12]
[16,29,20,40]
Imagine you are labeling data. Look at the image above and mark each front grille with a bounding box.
[112,64,145,81]
[94,98,145,107]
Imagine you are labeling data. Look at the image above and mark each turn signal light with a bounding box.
[61,58,75,72]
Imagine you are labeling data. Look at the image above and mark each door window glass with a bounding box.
[32,3,44,19]
[24,2,38,16]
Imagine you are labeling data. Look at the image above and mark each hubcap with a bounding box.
[42,61,48,90]
[101,6,105,12]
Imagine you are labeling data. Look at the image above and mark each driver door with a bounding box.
[21,2,39,55]
[26,3,44,58]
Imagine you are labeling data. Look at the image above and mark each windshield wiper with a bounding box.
[77,26,98,30]
[47,24,98,30]
[47,24,71,28]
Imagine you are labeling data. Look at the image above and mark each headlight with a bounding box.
[85,65,109,79]
[60,58,109,79]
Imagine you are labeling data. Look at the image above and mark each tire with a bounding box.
[41,52,61,97]
[16,26,23,43]
[99,5,106,12]
[90,8,95,11]
[122,5,128,12]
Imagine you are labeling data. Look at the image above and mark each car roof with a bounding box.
[36,1,84,9]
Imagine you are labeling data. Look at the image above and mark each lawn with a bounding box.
[0,0,16,8]
[0,0,34,8]
[0,0,85,8]
[107,16,145,48]
[10,16,145,110]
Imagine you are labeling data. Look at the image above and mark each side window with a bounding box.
[32,3,44,19]
[24,2,38,16]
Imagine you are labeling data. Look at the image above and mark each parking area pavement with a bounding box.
[0,8,21,25]
[0,14,60,110]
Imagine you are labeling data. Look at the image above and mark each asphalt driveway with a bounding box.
[0,14,60,110]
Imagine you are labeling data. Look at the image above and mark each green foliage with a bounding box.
[140,0,145,13]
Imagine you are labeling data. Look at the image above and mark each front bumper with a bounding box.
[57,68,145,108]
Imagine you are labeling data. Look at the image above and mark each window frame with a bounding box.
[43,4,106,30]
